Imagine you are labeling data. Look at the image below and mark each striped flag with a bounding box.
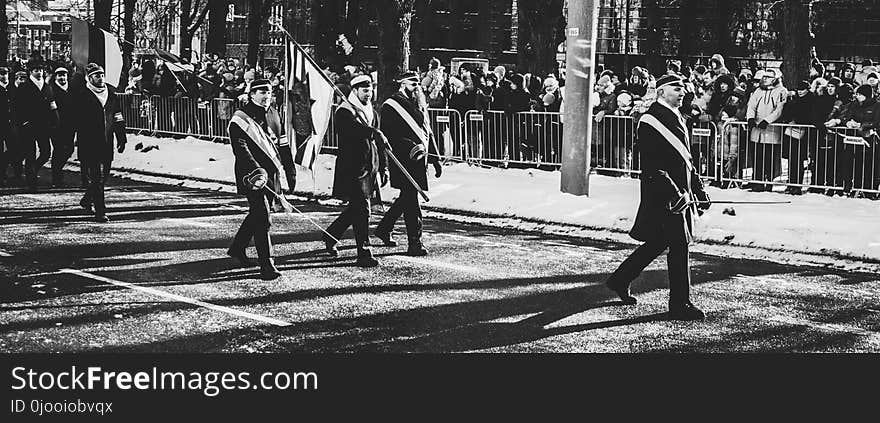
[70,18,123,88]
[285,41,335,171]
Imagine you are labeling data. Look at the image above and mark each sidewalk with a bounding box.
[107,134,880,272]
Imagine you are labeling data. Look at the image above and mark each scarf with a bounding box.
[87,81,108,107]
[55,80,68,92]
[30,76,44,91]
[347,90,374,126]
[0,81,6,89]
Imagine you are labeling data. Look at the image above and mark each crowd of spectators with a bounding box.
[591,53,880,199]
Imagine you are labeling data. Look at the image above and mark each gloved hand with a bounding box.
[757,120,769,129]
[747,118,757,129]
[667,191,691,214]
[433,162,442,178]
[373,128,390,148]
[695,190,710,210]
[244,167,268,191]
[380,169,389,187]
[117,142,126,154]
[409,144,426,161]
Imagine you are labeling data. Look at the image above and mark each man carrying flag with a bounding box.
[374,71,443,256]
[226,79,284,281]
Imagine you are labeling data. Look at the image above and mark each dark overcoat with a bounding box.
[630,101,706,246]
[70,87,127,164]
[228,102,282,195]
[11,79,58,129]
[332,102,386,201]
[380,91,438,191]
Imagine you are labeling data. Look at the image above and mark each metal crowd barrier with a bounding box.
[719,121,880,194]
[462,110,563,167]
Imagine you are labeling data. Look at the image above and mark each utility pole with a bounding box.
[560,0,599,196]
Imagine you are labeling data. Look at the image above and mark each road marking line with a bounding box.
[0,250,12,257]
[156,218,216,228]
[59,268,292,327]
[387,256,482,274]
[434,233,528,250]
[16,194,47,202]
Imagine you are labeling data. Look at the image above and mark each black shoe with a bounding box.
[374,228,398,247]
[322,233,339,257]
[406,243,428,257]
[94,214,110,223]
[605,279,637,305]
[227,247,257,267]
[259,258,282,280]
[356,249,379,268]
[668,302,706,321]
[784,186,803,195]
[79,198,94,213]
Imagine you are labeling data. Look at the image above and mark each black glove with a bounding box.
[747,118,757,129]
[667,191,691,214]
[695,190,710,210]
[117,142,126,154]
[433,162,442,178]
[757,120,769,129]
[244,168,268,191]
[409,144,426,161]
[380,169,389,187]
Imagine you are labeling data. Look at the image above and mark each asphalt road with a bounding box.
[1,169,879,353]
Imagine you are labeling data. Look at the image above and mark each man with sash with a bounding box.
[374,71,443,256]
[226,79,283,280]
[72,63,127,223]
[605,74,711,321]
[321,74,388,267]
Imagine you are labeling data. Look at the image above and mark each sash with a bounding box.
[384,97,429,147]
[639,114,694,171]
[229,111,284,176]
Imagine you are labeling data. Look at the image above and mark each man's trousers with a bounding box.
[376,189,422,244]
[607,239,692,306]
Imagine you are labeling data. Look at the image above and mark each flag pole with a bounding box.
[274,22,431,202]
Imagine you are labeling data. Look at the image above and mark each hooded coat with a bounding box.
[746,78,788,144]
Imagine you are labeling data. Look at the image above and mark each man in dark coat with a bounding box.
[71,64,127,223]
[605,74,711,321]
[375,71,443,256]
[0,67,12,186]
[49,67,75,188]
[226,79,283,280]
[13,58,59,191]
[321,75,389,267]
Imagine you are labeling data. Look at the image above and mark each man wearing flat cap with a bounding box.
[13,57,59,191]
[605,74,711,321]
[71,63,127,223]
[374,70,443,256]
[321,74,388,267]
[226,79,283,280]
[49,67,75,188]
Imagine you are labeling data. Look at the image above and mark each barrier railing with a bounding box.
[720,121,880,195]
[427,108,465,161]
[462,110,563,167]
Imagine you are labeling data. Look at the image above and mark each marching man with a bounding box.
[374,71,442,256]
[321,74,389,267]
[605,74,711,321]
[226,79,284,280]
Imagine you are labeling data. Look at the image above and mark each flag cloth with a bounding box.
[70,18,123,88]
[285,41,334,170]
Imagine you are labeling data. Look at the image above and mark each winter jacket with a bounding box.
[746,82,788,144]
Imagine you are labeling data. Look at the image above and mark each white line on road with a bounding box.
[59,268,292,327]
[387,256,483,274]
[434,233,529,251]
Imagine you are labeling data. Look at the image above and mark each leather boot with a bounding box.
[322,233,339,257]
[356,248,379,268]
[406,239,428,256]
[255,231,281,280]
[227,246,257,268]
[374,228,398,247]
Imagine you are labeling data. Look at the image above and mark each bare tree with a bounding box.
[121,0,136,87]
[246,0,276,68]
[780,0,812,88]
[643,0,663,75]
[374,0,416,102]
[206,0,231,57]
[94,0,113,30]
[0,0,7,66]
[179,0,210,61]
[516,0,566,77]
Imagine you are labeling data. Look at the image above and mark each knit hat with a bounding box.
[711,54,725,68]
[856,84,873,98]
[867,72,879,81]
[656,74,685,89]
[26,58,44,72]
[841,63,856,73]
[54,67,68,75]
[249,78,271,93]
[631,66,648,80]
[739,68,753,79]
[596,75,611,87]
[85,63,104,77]
[397,70,419,83]
[509,73,524,88]
[694,65,707,75]
[828,76,842,87]
[797,80,810,91]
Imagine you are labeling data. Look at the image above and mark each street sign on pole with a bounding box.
[560,0,599,196]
